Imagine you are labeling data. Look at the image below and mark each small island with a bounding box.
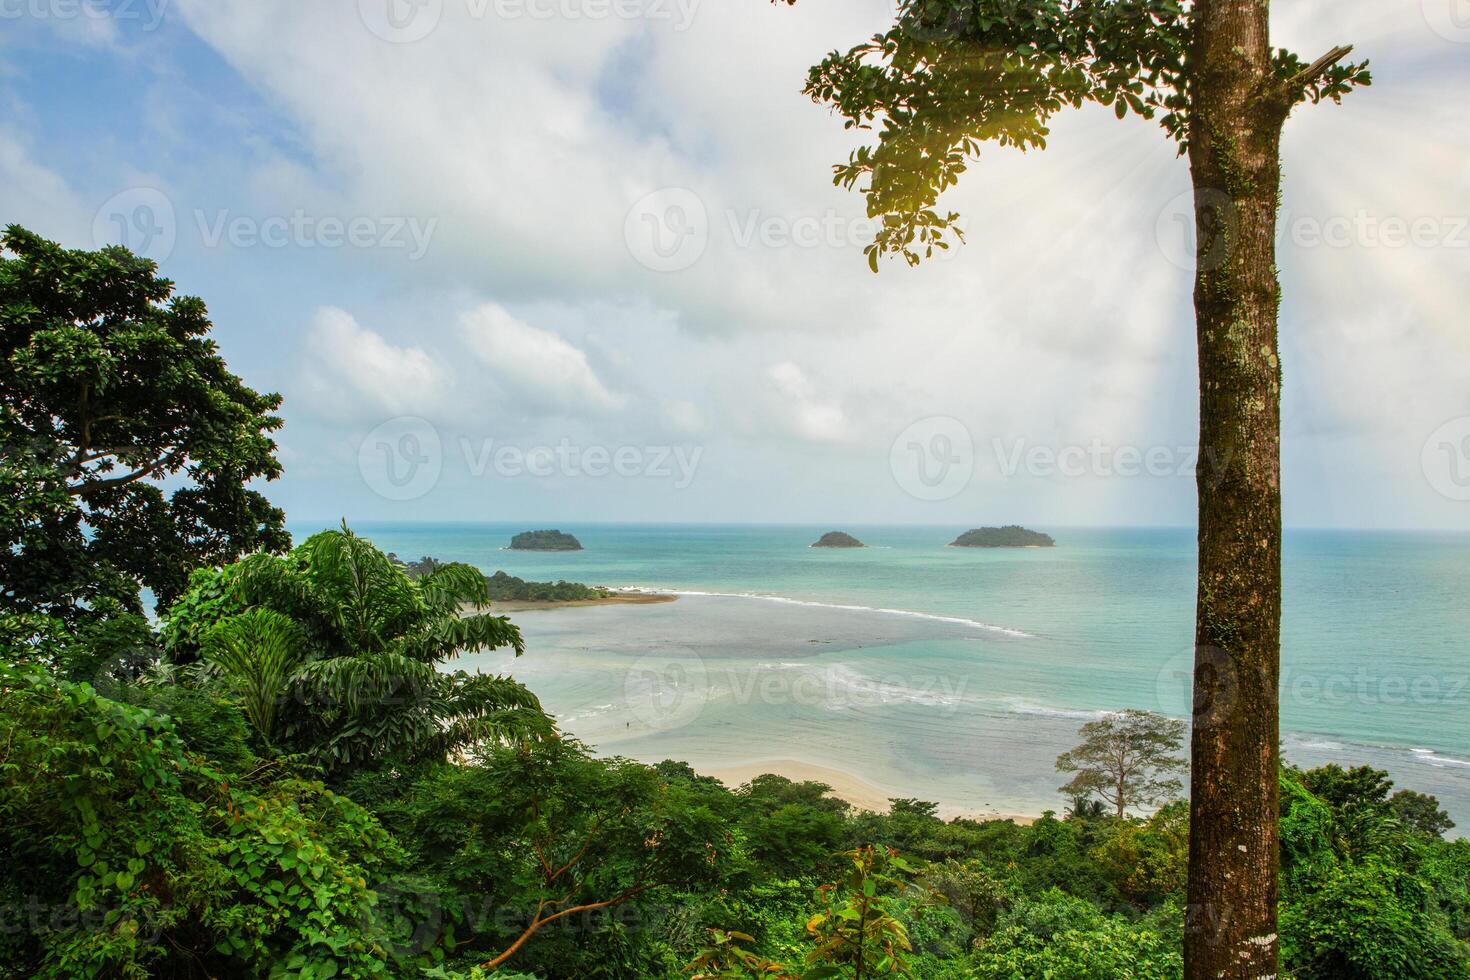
[950,526,1055,548]
[389,556,673,610]
[509,529,584,551]
[811,531,866,548]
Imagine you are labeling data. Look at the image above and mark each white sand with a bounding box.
[698,757,1036,824]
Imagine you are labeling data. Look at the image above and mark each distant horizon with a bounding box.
[286,517,1470,535]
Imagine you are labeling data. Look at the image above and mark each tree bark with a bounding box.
[1184,3,1290,979]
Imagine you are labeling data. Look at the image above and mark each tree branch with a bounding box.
[67,447,183,495]
[1291,45,1353,89]
[480,882,655,971]
[549,815,606,882]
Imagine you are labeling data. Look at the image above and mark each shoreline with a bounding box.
[491,591,678,612]
[696,758,1037,825]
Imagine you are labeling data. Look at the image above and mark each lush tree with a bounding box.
[1280,860,1470,980]
[802,847,926,979]
[740,774,854,818]
[1279,766,1470,979]
[371,736,736,974]
[1055,709,1186,819]
[920,858,1010,948]
[1391,789,1455,839]
[200,607,306,743]
[163,524,548,772]
[1091,801,1189,907]
[0,225,288,627]
[968,891,1184,980]
[1299,763,1393,812]
[0,664,409,978]
[1064,796,1107,822]
[688,930,797,979]
[1295,763,1461,857]
[888,799,941,820]
[784,3,1370,973]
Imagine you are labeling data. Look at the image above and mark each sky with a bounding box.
[1,0,1467,530]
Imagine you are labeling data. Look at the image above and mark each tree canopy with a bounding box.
[1056,709,1187,819]
[0,226,288,628]
[163,524,548,771]
[786,0,1369,269]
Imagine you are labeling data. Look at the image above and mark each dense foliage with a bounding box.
[0,226,288,628]
[7,640,1464,980]
[161,524,548,773]
[393,556,609,602]
[0,516,1466,978]
[483,571,606,603]
[3,232,1464,978]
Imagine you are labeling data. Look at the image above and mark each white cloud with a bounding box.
[765,361,851,444]
[300,307,448,419]
[663,399,705,434]
[0,130,89,238]
[457,303,626,414]
[5,0,1454,525]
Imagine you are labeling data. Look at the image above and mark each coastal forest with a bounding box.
[2,227,1468,978]
[0,0,1463,972]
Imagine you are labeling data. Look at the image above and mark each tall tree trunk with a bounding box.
[1185,2,1289,977]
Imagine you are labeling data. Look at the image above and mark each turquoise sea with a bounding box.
[294,522,1470,831]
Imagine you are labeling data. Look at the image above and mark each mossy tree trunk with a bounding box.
[1185,2,1294,977]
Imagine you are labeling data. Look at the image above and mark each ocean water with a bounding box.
[296,522,1470,830]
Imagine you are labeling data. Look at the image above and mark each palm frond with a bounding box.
[291,651,439,714]
[203,608,306,740]
[398,612,525,664]
[417,561,492,613]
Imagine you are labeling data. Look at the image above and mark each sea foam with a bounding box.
[614,587,1036,638]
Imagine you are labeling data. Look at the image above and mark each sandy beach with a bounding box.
[490,591,678,613]
[698,758,1037,824]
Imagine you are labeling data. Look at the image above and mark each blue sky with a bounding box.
[2,0,1468,530]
